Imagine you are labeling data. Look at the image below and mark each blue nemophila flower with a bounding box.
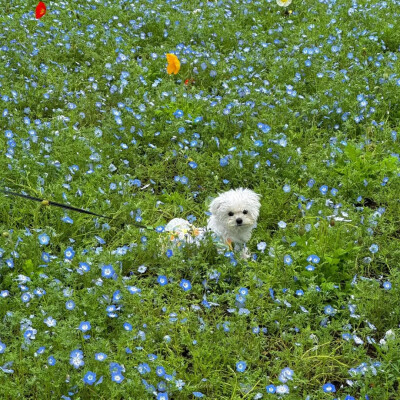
[47,356,56,366]
[342,333,351,341]
[106,305,118,318]
[95,235,106,245]
[319,185,328,195]
[66,300,75,310]
[344,396,355,400]
[193,392,204,398]
[83,371,97,385]
[137,363,151,375]
[111,372,125,383]
[155,226,165,233]
[279,367,294,383]
[156,366,166,377]
[175,379,185,390]
[157,275,168,286]
[23,329,37,342]
[322,383,336,393]
[239,288,249,296]
[34,288,46,298]
[38,233,50,245]
[236,294,246,304]
[62,216,73,224]
[283,184,291,193]
[283,255,293,266]
[164,335,171,343]
[324,305,336,316]
[101,264,115,278]
[127,286,141,295]
[138,265,147,273]
[180,279,192,291]
[44,317,57,327]
[113,290,122,302]
[110,361,125,374]
[220,157,229,167]
[41,252,51,263]
[123,322,133,331]
[236,361,247,372]
[0,360,14,374]
[307,179,315,188]
[157,393,168,400]
[64,247,75,261]
[0,342,6,353]
[296,289,304,296]
[276,385,289,394]
[266,384,276,394]
[369,244,379,254]
[173,109,184,118]
[278,221,287,229]
[95,353,107,361]
[70,349,84,369]
[383,281,392,290]
[78,262,91,274]
[166,249,173,258]
[257,122,271,133]
[307,255,320,264]
[257,242,267,252]
[78,321,91,332]
[148,354,158,361]
[305,265,315,271]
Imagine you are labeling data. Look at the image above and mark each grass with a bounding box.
[1,0,400,399]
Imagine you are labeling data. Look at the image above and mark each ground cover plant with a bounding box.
[1,0,400,398]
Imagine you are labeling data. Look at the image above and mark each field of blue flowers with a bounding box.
[1,0,400,399]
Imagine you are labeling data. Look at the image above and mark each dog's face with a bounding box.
[209,188,261,230]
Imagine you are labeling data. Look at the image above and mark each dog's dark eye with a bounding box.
[228,212,234,216]
[243,210,248,214]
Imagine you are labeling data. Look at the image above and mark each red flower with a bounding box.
[35,1,46,19]
[184,78,195,86]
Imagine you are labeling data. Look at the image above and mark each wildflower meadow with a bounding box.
[1,0,400,399]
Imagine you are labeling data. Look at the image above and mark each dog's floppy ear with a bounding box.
[253,191,262,209]
[244,189,261,207]
[209,195,224,216]
[246,189,262,217]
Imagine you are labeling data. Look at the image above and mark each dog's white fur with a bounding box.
[165,188,261,258]
[207,188,261,246]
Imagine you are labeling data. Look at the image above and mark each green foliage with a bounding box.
[0,0,400,399]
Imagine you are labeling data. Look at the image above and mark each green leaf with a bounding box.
[22,259,34,275]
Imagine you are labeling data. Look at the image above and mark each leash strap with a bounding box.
[0,189,154,230]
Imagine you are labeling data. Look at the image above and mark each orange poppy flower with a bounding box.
[166,53,180,75]
[35,1,46,19]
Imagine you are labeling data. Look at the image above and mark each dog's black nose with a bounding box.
[236,218,243,225]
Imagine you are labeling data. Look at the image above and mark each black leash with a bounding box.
[0,189,154,230]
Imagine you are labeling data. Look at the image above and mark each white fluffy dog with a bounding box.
[165,188,261,258]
